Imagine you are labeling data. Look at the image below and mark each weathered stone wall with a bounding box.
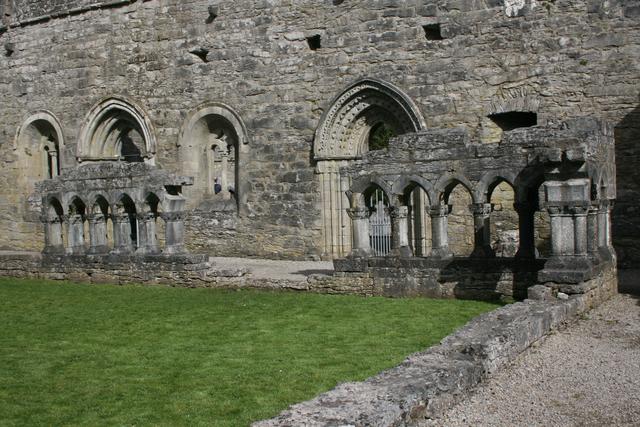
[255,266,618,426]
[0,0,638,262]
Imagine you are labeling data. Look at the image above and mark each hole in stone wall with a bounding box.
[206,5,218,24]
[333,0,344,4]
[368,122,396,151]
[4,42,14,56]
[189,47,209,63]
[488,111,537,131]
[422,24,443,41]
[165,185,181,196]
[306,34,321,50]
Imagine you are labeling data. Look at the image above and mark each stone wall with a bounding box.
[0,0,638,263]
[254,266,618,426]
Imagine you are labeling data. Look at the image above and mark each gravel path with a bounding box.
[423,292,640,427]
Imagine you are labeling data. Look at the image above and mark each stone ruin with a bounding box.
[0,0,633,298]
[334,117,616,300]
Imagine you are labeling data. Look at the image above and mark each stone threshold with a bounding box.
[254,268,617,426]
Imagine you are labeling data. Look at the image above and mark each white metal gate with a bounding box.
[369,189,391,255]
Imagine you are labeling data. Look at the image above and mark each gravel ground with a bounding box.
[422,292,640,427]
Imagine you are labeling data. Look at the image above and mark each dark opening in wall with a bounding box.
[488,111,538,131]
[422,24,443,41]
[368,123,395,151]
[189,47,209,63]
[307,34,321,50]
[206,5,218,24]
[4,42,14,56]
[333,0,345,4]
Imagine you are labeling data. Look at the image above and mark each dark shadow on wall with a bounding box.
[613,101,640,269]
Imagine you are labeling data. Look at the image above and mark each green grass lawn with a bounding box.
[0,278,499,426]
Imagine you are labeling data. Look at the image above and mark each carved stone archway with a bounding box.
[314,78,426,259]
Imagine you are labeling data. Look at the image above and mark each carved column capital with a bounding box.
[429,204,451,217]
[161,212,184,222]
[346,207,371,220]
[388,205,408,220]
[470,203,493,216]
[87,213,106,224]
[138,212,157,222]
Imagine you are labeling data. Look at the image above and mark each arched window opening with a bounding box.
[139,193,161,254]
[445,183,474,257]
[405,185,431,257]
[68,197,87,254]
[368,122,396,151]
[17,117,62,181]
[77,98,156,164]
[179,105,247,210]
[114,195,138,253]
[88,196,111,254]
[364,186,391,256]
[43,198,65,254]
[488,181,518,257]
[314,78,426,259]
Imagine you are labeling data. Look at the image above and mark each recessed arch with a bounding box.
[178,101,250,211]
[314,78,426,160]
[77,97,156,163]
[435,173,475,204]
[15,111,65,181]
[315,78,426,259]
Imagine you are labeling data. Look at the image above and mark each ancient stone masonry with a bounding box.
[0,0,638,265]
[336,117,616,299]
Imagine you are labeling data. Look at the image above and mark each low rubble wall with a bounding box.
[254,267,617,426]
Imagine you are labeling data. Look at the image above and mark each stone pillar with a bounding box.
[137,212,160,255]
[49,151,59,177]
[429,204,452,258]
[112,213,134,254]
[66,214,85,255]
[470,203,495,257]
[389,205,412,257]
[572,205,588,256]
[514,202,536,258]
[162,212,186,254]
[547,206,574,257]
[42,215,64,254]
[587,204,599,256]
[347,207,372,257]
[87,213,109,254]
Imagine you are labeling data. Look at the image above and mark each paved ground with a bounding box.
[423,275,640,427]
[209,257,334,281]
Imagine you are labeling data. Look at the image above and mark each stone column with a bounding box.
[66,214,85,255]
[389,205,412,257]
[137,212,160,255]
[514,202,536,258]
[42,215,64,254]
[470,203,495,258]
[49,151,59,177]
[347,207,372,257]
[112,213,134,254]
[587,204,599,256]
[547,205,574,257]
[429,204,452,258]
[162,212,186,254]
[572,205,588,256]
[87,213,109,254]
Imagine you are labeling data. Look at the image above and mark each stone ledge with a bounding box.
[253,268,616,426]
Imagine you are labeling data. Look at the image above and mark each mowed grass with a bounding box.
[0,279,499,426]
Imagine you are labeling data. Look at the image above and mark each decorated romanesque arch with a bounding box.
[314,78,426,258]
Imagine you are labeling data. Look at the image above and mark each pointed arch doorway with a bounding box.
[314,78,426,259]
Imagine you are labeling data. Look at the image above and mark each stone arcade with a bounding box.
[0,0,636,297]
